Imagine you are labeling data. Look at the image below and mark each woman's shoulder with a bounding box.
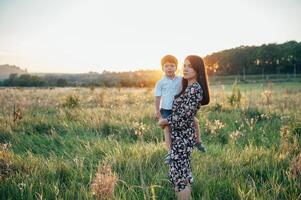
[190,83,204,105]
[190,82,202,93]
[191,82,201,88]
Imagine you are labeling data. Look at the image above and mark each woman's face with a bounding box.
[183,59,197,80]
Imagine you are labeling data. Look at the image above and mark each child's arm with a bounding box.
[194,117,201,143]
[154,80,162,120]
[155,96,161,120]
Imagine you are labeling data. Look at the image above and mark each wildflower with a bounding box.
[230,130,242,140]
[133,122,147,137]
[261,90,272,105]
[91,164,117,200]
[278,153,286,161]
[214,120,225,130]
[205,119,226,135]
[280,126,290,138]
[18,182,26,192]
[244,117,257,131]
[13,107,22,122]
[291,152,301,178]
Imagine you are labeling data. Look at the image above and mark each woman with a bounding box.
[158,55,210,200]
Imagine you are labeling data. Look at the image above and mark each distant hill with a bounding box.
[0,64,28,80]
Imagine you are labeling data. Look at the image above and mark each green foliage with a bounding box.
[2,74,46,87]
[62,94,80,109]
[56,78,68,87]
[204,40,301,75]
[228,80,241,107]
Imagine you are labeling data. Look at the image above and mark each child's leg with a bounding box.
[194,117,201,143]
[194,117,206,152]
[163,126,172,153]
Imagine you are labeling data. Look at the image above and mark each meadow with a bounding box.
[0,80,301,199]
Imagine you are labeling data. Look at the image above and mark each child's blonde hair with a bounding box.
[161,55,178,70]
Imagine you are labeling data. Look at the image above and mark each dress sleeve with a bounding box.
[167,84,203,129]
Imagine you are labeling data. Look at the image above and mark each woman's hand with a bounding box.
[158,118,168,129]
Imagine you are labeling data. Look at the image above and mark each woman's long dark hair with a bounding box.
[175,55,210,105]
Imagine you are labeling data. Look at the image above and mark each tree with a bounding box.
[56,78,68,87]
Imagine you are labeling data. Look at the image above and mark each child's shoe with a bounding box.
[196,142,206,153]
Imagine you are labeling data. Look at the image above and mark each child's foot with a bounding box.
[164,153,171,164]
[196,142,206,153]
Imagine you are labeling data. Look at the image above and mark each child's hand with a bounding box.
[155,112,161,120]
[196,142,207,153]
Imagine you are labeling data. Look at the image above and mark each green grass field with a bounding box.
[0,81,301,199]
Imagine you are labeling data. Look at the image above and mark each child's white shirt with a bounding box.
[154,75,182,110]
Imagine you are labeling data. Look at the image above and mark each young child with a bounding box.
[154,55,206,164]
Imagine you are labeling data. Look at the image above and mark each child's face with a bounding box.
[163,62,176,77]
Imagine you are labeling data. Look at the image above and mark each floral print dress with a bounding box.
[166,82,203,191]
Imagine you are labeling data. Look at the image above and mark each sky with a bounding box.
[0,0,300,73]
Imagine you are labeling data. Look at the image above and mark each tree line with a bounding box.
[0,70,163,87]
[0,41,300,87]
[203,40,301,75]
